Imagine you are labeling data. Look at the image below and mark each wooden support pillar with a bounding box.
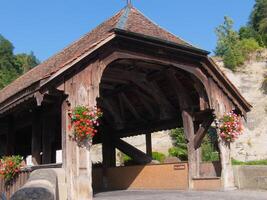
[32,110,42,165]
[216,124,235,190]
[182,110,198,189]
[6,116,15,156]
[146,133,152,157]
[102,127,116,168]
[42,114,55,164]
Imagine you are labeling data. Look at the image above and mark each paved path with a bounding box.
[94,190,267,200]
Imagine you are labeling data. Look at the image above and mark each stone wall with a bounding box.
[233,165,267,190]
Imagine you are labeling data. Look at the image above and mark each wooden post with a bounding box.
[31,110,42,165]
[6,116,15,156]
[146,133,152,157]
[42,114,55,164]
[182,110,197,189]
[102,126,116,169]
[216,124,235,190]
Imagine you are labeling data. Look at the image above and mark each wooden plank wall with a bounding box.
[0,171,30,200]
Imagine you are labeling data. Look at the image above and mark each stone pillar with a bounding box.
[32,110,42,165]
[146,133,152,157]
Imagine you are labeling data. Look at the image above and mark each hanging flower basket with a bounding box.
[0,155,23,184]
[219,111,243,142]
[68,106,102,143]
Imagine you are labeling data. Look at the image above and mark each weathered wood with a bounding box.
[146,133,152,157]
[115,138,152,164]
[194,115,214,149]
[6,116,15,156]
[119,93,145,122]
[31,110,42,165]
[182,110,198,188]
[193,109,214,122]
[102,127,116,168]
[34,91,44,106]
[42,114,56,164]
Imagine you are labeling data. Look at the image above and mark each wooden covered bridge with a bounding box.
[0,4,251,200]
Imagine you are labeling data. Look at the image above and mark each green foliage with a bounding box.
[0,34,39,89]
[152,152,166,163]
[214,17,261,71]
[169,128,188,161]
[202,128,220,162]
[215,16,240,57]
[168,147,188,161]
[15,52,39,73]
[238,38,262,57]
[0,155,23,183]
[232,158,267,165]
[249,0,267,46]
[169,127,219,162]
[122,154,136,166]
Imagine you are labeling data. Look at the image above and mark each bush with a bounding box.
[122,154,137,166]
[215,16,261,71]
[169,128,188,161]
[152,152,166,163]
[202,128,220,162]
[168,147,188,161]
[232,159,267,165]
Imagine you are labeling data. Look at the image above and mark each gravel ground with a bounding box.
[94,190,267,200]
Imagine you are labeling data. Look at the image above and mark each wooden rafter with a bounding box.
[194,114,215,149]
[119,93,145,122]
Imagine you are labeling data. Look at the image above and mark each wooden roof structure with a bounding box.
[0,5,251,115]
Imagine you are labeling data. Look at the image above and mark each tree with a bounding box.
[214,17,261,70]
[15,52,39,73]
[0,34,39,89]
[249,0,267,46]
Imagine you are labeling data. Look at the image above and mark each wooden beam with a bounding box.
[98,97,124,129]
[146,133,152,157]
[119,93,145,122]
[132,80,175,119]
[102,126,116,168]
[182,110,198,188]
[193,109,214,122]
[166,70,193,110]
[133,89,156,119]
[194,115,215,149]
[114,138,152,164]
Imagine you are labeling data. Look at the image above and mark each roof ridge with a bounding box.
[130,7,194,47]
[116,6,131,29]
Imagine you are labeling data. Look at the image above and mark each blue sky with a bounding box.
[0,0,255,61]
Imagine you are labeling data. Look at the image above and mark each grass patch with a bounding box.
[232,158,267,165]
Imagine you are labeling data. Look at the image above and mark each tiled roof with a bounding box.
[0,6,196,104]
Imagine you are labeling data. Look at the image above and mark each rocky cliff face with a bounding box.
[215,50,267,161]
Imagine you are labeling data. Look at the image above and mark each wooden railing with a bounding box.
[0,169,31,200]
